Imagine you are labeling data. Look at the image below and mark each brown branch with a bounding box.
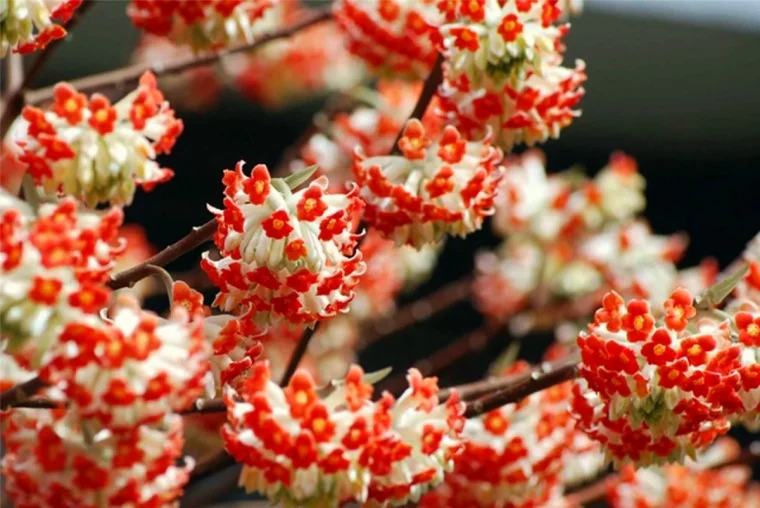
[108,219,217,290]
[0,377,48,410]
[464,357,579,418]
[0,0,96,137]
[8,396,226,414]
[378,321,506,395]
[23,7,333,106]
[279,326,318,386]
[361,277,472,349]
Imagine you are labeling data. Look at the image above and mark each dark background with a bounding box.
[18,0,760,503]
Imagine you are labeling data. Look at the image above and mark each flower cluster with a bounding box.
[572,289,747,466]
[0,192,123,368]
[333,0,441,79]
[353,119,503,247]
[18,72,183,207]
[473,152,692,329]
[222,362,465,506]
[727,232,760,312]
[39,295,209,431]
[230,17,366,109]
[127,0,282,52]
[424,362,576,507]
[607,439,757,508]
[202,162,365,327]
[0,0,81,57]
[2,409,192,507]
[436,0,586,150]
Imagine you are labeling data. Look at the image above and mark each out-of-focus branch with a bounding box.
[23,8,333,106]
[0,377,48,410]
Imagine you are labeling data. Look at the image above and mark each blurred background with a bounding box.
[15,0,760,504]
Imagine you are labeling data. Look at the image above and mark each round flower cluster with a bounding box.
[353,119,504,248]
[18,72,183,207]
[40,294,209,431]
[230,18,366,109]
[222,362,465,506]
[0,0,81,57]
[473,152,685,328]
[0,192,123,366]
[421,362,575,507]
[333,0,441,79]
[202,162,366,327]
[608,439,757,508]
[127,0,282,52]
[436,0,586,150]
[572,289,746,467]
[131,34,223,111]
[2,409,192,507]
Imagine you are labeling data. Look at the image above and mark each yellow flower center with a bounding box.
[653,344,667,356]
[748,323,760,336]
[273,219,284,230]
[64,98,78,113]
[295,390,308,405]
[688,345,702,357]
[633,315,645,330]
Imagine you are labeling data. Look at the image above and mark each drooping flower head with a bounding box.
[353,119,504,248]
[127,0,282,52]
[40,294,209,431]
[0,0,81,57]
[422,361,576,507]
[222,362,465,506]
[572,289,746,467]
[436,0,586,150]
[333,0,442,79]
[0,192,123,365]
[202,162,366,327]
[2,410,192,507]
[18,72,183,207]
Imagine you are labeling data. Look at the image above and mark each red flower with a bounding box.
[285,239,307,260]
[641,329,677,366]
[621,299,654,342]
[604,340,639,375]
[685,370,721,398]
[657,358,689,389]
[102,378,137,405]
[302,403,335,443]
[483,409,509,435]
[172,280,206,316]
[52,83,86,125]
[342,417,370,450]
[319,210,348,241]
[459,0,485,22]
[39,135,75,161]
[408,368,439,411]
[735,311,760,347]
[663,288,696,332]
[68,284,109,313]
[739,364,760,391]
[497,13,523,42]
[261,210,293,239]
[319,449,350,473]
[679,334,717,366]
[345,365,373,411]
[284,370,317,419]
[34,427,67,472]
[296,185,328,221]
[242,163,271,205]
[594,291,625,332]
[29,276,62,305]
[22,106,55,137]
[72,454,109,490]
[421,424,444,454]
[88,94,118,135]
[437,126,466,164]
[288,432,318,469]
[425,165,455,198]
[398,119,429,160]
[449,27,479,51]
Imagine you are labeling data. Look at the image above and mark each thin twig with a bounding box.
[279,326,319,386]
[361,277,472,349]
[0,0,96,136]
[23,7,333,106]
[8,396,226,414]
[463,357,579,418]
[108,219,217,290]
[0,377,47,410]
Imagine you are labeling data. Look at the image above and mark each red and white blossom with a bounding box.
[229,18,366,109]
[732,303,760,430]
[607,439,756,508]
[2,409,192,507]
[423,362,575,507]
[572,289,747,467]
[40,295,209,432]
[727,232,760,313]
[0,0,81,57]
[127,0,282,52]
[0,192,123,366]
[202,162,366,327]
[333,0,442,79]
[353,119,503,248]
[17,72,183,207]
[222,362,465,506]
[1,117,31,194]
